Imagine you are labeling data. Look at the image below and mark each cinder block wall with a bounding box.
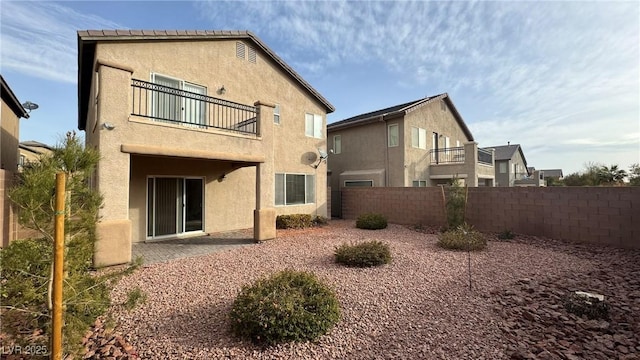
[342,187,640,248]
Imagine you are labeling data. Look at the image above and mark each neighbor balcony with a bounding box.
[131,79,258,135]
[429,144,494,186]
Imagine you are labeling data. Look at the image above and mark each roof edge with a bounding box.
[1,75,29,119]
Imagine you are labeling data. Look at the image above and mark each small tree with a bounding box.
[628,163,640,186]
[444,178,467,230]
[2,132,115,355]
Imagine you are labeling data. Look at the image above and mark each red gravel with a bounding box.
[102,220,639,359]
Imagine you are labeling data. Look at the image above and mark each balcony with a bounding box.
[428,144,494,186]
[131,79,258,135]
[429,147,494,165]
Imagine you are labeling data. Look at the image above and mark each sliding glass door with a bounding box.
[147,177,203,239]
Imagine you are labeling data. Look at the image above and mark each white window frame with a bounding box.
[274,104,280,124]
[150,72,207,126]
[411,127,427,149]
[456,140,461,147]
[444,136,450,149]
[305,113,323,138]
[344,180,373,187]
[499,162,507,174]
[388,123,399,147]
[412,180,427,187]
[333,135,342,154]
[275,173,316,206]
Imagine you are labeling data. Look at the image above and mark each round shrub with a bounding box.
[334,241,392,267]
[276,214,314,229]
[437,224,487,251]
[229,270,340,345]
[355,213,388,230]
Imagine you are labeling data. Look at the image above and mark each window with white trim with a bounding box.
[388,124,399,147]
[344,180,373,187]
[151,73,206,126]
[444,136,450,148]
[411,127,427,149]
[333,135,342,154]
[456,140,461,147]
[275,173,315,205]
[412,180,427,187]
[274,104,280,124]
[305,113,323,138]
[499,162,507,173]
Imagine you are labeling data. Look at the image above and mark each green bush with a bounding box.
[497,229,515,240]
[437,224,487,251]
[230,270,340,345]
[0,238,111,354]
[355,213,388,230]
[276,214,314,229]
[334,241,392,267]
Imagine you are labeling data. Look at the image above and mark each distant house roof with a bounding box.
[19,141,53,154]
[77,30,335,130]
[540,169,564,178]
[483,144,529,175]
[1,75,29,119]
[327,93,474,141]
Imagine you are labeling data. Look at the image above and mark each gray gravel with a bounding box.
[109,220,605,359]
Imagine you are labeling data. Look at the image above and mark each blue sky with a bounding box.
[1,0,638,174]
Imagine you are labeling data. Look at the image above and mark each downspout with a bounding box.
[381,114,389,186]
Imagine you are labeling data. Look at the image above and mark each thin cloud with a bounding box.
[0,2,122,83]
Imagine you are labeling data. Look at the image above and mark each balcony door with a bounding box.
[151,73,206,126]
[147,177,204,239]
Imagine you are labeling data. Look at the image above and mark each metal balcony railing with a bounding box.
[131,79,258,135]
[430,147,465,164]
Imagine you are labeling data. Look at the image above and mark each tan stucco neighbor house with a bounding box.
[18,140,53,171]
[77,30,334,266]
[482,143,543,187]
[326,94,494,216]
[1,75,30,246]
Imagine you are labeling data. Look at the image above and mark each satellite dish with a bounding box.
[318,148,328,160]
[22,101,39,112]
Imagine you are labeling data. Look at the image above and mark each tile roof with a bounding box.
[77,30,334,130]
[327,93,475,141]
[486,144,521,161]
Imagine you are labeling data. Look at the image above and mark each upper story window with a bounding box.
[499,162,507,174]
[236,42,245,59]
[305,113,323,138]
[274,104,280,124]
[444,136,450,149]
[333,135,342,154]
[411,127,427,149]
[456,140,461,147]
[388,124,399,147]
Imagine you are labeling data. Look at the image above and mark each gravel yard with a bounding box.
[100,220,639,359]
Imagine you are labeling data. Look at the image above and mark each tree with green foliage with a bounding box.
[1,132,136,356]
[628,163,640,186]
[444,177,467,229]
[562,162,603,186]
[597,164,627,185]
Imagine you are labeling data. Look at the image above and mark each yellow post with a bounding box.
[52,172,66,360]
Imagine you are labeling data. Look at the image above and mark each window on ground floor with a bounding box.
[275,173,315,205]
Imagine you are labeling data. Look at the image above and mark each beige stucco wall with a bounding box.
[404,99,471,186]
[327,98,492,189]
[85,38,328,257]
[1,101,20,172]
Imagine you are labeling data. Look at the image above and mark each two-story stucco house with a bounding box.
[326,94,494,216]
[77,30,334,266]
[483,143,533,187]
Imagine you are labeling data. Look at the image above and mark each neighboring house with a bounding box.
[326,94,495,216]
[484,143,535,187]
[77,30,334,266]
[1,75,30,246]
[18,140,53,171]
[540,169,564,186]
